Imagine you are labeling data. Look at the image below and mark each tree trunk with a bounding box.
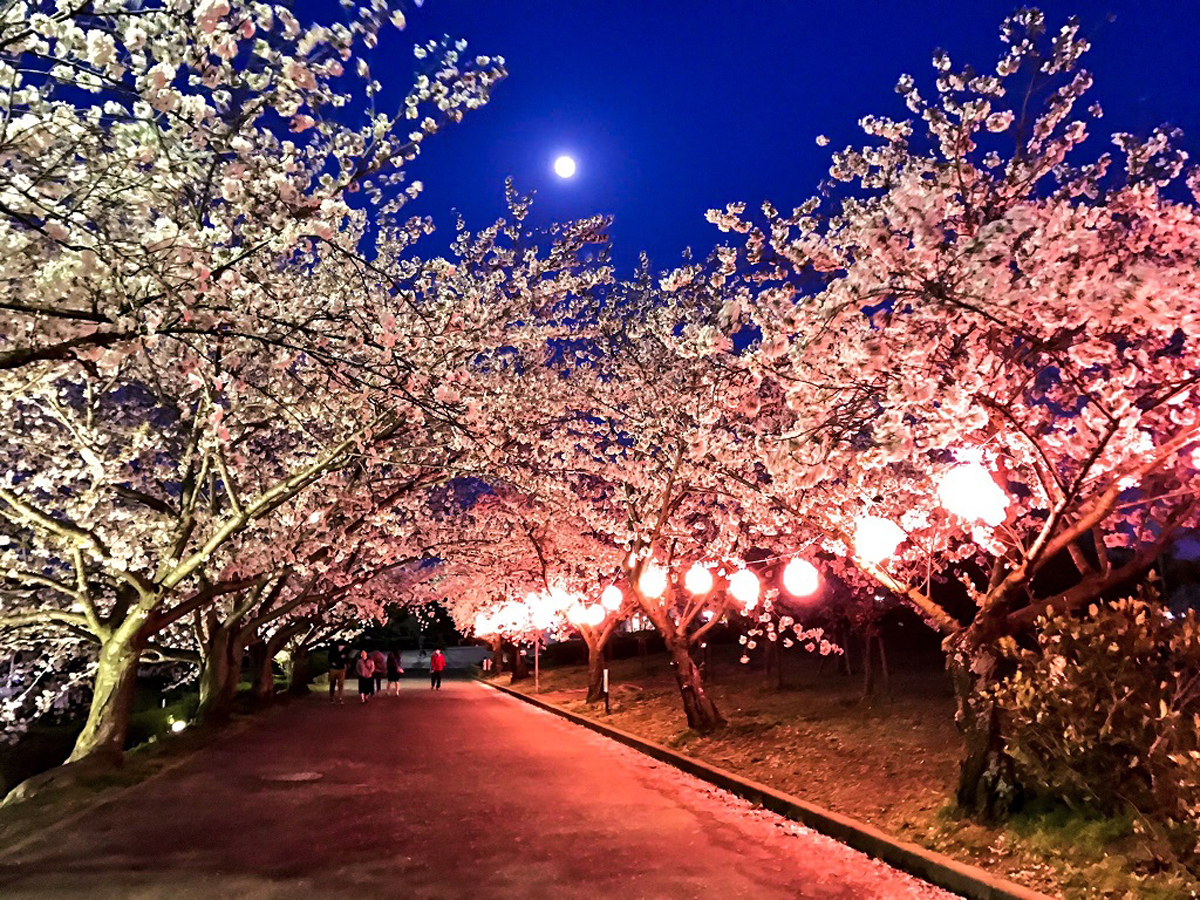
[252,627,303,701]
[513,647,529,682]
[767,638,784,691]
[197,637,229,719]
[288,646,314,695]
[668,640,724,732]
[585,643,604,704]
[198,628,245,722]
[504,641,529,682]
[877,630,890,694]
[862,633,875,700]
[219,642,246,713]
[67,615,147,764]
[490,639,503,676]
[947,640,1022,818]
[249,641,273,701]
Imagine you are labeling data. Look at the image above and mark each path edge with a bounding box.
[478,678,1053,900]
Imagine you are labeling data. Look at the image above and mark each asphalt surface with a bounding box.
[0,679,956,899]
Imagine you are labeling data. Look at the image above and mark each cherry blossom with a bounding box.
[709,11,1199,813]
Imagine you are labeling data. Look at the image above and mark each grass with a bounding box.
[127,692,202,748]
[501,647,1200,900]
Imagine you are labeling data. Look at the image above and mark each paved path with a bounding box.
[0,680,955,899]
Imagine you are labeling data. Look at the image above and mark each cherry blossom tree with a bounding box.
[487,261,815,731]
[393,484,620,687]
[563,586,634,704]
[0,0,624,771]
[448,487,632,701]
[710,11,1200,813]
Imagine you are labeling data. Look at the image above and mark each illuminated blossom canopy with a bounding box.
[705,10,1200,811]
[0,0,613,757]
[2,0,1197,827]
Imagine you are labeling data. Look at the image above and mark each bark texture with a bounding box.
[585,644,605,704]
[67,615,147,764]
[947,638,1022,818]
[197,626,245,722]
[667,640,724,732]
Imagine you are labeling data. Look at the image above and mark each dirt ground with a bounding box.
[508,650,1200,900]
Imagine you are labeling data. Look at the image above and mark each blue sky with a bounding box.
[363,1,1200,270]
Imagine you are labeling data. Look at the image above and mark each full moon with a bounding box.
[553,155,577,178]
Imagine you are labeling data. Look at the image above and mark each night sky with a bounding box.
[365,2,1200,271]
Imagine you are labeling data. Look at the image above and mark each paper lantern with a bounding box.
[600,584,623,611]
[638,562,668,599]
[853,515,905,565]
[684,563,714,595]
[782,558,819,597]
[728,568,760,609]
[938,462,1008,526]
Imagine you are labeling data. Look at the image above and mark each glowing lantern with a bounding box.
[600,584,623,611]
[583,604,606,627]
[566,603,587,626]
[497,601,524,633]
[782,558,819,597]
[527,592,558,630]
[684,563,714,596]
[853,515,905,565]
[475,612,495,635]
[938,462,1008,526]
[169,718,187,734]
[638,562,668,599]
[728,568,760,609]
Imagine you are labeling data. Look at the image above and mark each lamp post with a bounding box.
[533,633,540,693]
[528,590,560,694]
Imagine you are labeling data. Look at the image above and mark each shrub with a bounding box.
[992,590,1200,870]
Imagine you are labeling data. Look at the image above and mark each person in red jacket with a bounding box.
[429,648,446,690]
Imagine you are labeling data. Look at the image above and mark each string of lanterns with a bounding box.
[475,458,1011,638]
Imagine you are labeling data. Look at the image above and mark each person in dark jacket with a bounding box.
[386,648,403,695]
[328,641,348,704]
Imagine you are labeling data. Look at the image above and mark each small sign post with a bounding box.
[603,667,610,714]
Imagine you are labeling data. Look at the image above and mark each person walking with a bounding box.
[430,647,446,690]
[355,650,375,704]
[328,641,348,703]
[369,647,387,696]
[386,647,403,695]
